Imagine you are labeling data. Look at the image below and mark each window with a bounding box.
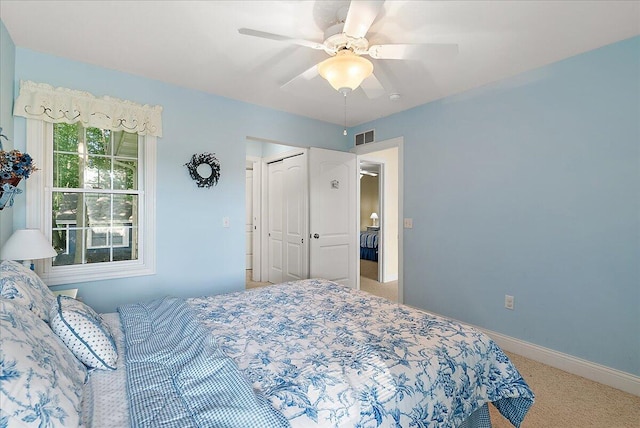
[15,81,161,286]
[25,120,157,286]
[51,123,140,266]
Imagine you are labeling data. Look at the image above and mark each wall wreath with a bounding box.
[185,153,221,188]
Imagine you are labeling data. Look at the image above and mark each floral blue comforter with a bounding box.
[189,279,534,427]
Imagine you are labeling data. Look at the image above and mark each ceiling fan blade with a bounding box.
[281,64,319,89]
[238,28,325,51]
[367,43,459,60]
[360,72,385,99]
[343,0,385,39]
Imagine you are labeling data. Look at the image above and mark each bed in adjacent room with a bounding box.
[360,229,379,261]
[1,260,534,428]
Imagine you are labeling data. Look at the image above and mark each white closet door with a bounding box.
[283,153,308,282]
[267,161,284,283]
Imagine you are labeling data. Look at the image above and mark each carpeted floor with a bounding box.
[360,258,379,280]
[245,269,271,289]
[359,259,399,302]
[490,352,640,427]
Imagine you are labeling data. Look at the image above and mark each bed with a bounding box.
[1,260,534,428]
[360,229,379,261]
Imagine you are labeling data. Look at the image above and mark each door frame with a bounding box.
[359,160,385,281]
[352,137,404,303]
[247,156,262,281]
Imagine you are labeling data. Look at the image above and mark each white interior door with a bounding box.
[309,147,358,288]
[283,153,308,281]
[268,161,284,283]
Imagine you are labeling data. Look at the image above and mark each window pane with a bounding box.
[85,193,112,226]
[113,159,138,190]
[113,130,138,158]
[52,192,85,228]
[86,128,111,156]
[113,226,136,261]
[114,194,137,226]
[53,153,81,188]
[113,194,137,262]
[52,228,84,267]
[85,156,112,190]
[53,123,80,152]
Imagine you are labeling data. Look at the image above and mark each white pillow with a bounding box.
[0,299,87,427]
[49,295,118,371]
[0,259,56,323]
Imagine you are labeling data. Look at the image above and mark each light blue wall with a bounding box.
[353,36,640,376]
[246,140,298,159]
[7,25,639,376]
[12,48,347,314]
[0,21,15,248]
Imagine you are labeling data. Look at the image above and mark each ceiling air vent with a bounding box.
[355,129,375,146]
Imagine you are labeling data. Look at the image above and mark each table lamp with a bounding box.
[370,212,378,227]
[1,229,57,270]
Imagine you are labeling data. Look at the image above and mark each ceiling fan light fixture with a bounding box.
[318,50,373,93]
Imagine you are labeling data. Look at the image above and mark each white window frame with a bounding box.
[26,119,156,285]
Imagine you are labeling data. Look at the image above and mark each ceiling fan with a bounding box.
[238,0,458,98]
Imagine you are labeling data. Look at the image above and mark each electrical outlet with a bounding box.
[504,295,514,310]
[404,218,413,228]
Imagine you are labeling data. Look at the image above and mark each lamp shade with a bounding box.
[318,50,373,93]
[1,229,57,261]
[370,213,378,220]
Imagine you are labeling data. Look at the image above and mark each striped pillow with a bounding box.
[50,295,118,370]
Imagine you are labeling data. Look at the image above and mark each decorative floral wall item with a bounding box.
[185,153,221,188]
[0,126,38,210]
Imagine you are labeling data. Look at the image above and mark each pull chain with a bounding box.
[343,93,347,136]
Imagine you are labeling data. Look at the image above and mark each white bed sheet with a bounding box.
[82,312,129,428]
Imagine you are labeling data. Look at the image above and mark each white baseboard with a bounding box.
[406,305,640,397]
[483,327,640,397]
[383,273,398,282]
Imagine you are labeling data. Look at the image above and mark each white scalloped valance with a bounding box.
[13,81,163,137]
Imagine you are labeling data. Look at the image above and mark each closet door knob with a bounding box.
[313,233,320,239]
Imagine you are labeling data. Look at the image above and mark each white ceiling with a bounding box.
[1,1,638,127]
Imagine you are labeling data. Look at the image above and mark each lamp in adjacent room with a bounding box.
[1,229,57,270]
[370,212,378,227]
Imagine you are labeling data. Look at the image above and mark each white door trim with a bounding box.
[352,137,404,303]
[247,156,262,281]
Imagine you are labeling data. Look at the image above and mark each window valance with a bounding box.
[13,81,163,137]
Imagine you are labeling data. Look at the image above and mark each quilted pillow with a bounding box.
[0,259,56,323]
[49,295,118,370]
[0,299,87,427]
